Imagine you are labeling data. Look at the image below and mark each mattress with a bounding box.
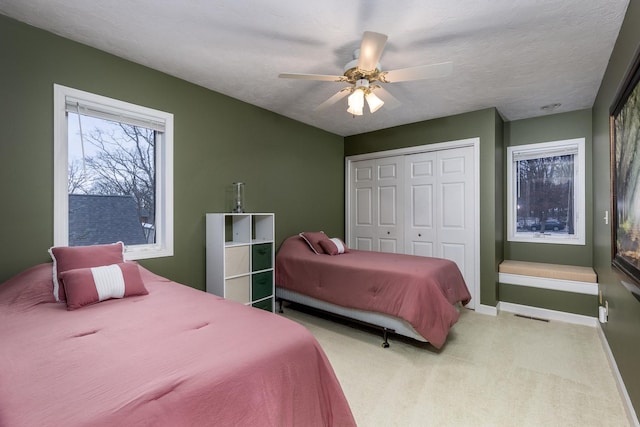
[276,235,471,348]
[0,262,355,427]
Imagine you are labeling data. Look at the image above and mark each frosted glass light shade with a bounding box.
[347,105,363,115]
[365,92,384,113]
[347,89,364,115]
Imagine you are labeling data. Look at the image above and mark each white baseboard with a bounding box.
[475,304,498,316]
[497,301,598,327]
[597,324,640,427]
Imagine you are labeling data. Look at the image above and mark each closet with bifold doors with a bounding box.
[346,140,478,309]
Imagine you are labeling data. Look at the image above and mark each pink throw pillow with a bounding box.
[299,232,328,254]
[49,242,125,302]
[60,262,148,310]
[319,238,349,255]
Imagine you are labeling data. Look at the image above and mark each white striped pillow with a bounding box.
[319,238,349,255]
[59,263,148,310]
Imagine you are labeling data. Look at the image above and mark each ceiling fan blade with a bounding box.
[278,73,345,82]
[315,89,351,111]
[383,61,453,83]
[356,31,388,72]
[373,86,401,110]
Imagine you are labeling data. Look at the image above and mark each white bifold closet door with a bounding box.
[350,156,404,253]
[349,145,476,308]
[404,147,475,309]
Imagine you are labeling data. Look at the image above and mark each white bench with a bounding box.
[498,260,598,295]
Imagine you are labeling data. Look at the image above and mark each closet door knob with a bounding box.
[418,233,422,237]
[387,231,390,235]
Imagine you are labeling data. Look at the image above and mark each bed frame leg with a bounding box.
[277,299,284,313]
[382,328,390,348]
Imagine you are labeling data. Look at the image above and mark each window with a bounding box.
[507,138,585,245]
[54,84,173,259]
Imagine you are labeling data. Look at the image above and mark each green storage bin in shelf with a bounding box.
[252,243,272,271]
[252,298,273,312]
[252,271,273,301]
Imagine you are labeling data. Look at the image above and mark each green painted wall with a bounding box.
[499,284,597,317]
[592,0,640,419]
[500,109,596,317]
[0,15,344,290]
[344,108,504,307]
[504,109,593,265]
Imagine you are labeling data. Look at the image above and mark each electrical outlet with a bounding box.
[599,300,609,323]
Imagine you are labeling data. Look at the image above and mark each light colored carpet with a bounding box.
[280,305,630,427]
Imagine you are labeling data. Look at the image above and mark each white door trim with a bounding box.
[345,137,481,309]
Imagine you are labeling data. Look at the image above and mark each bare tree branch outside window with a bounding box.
[515,154,574,234]
[67,114,156,244]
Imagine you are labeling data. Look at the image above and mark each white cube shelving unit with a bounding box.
[205,213,275,312]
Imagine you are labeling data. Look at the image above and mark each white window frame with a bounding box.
[53,84,174,259]
[507,138,585,245]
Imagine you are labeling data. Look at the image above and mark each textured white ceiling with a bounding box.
[0,0,630,136]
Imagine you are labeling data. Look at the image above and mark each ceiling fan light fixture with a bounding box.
[347,89,365,116]
[365,91,384,113]
[279,32,454,116]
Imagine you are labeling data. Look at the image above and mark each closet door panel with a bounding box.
[411,184,433,228]
[375,157,404,253]
[355,187,373,226]
[377,162,398,180]
[355,163,373,181]
[440,182,465,229]
[436,147,475,308]
[378,238,399,253]
[405,152,436,256]
[350,160,376,250]
[378,186,398,226]
[355,237,374,251]
[410,241,433,257]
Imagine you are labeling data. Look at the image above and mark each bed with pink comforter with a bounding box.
[276,235,471,349]
[0,263,355,427]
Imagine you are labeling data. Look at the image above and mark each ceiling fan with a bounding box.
[279,31,452,116]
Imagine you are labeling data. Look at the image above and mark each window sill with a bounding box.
[508,234,585,245]
[124,245,173,260]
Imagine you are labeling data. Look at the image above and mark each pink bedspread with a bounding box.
[276,236,471,349]
[0,263,355,427]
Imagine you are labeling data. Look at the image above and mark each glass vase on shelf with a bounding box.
[232,182,244,213]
